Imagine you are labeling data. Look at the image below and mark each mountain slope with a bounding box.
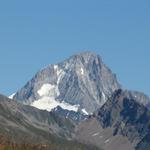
[97,89,150,142]
[0,94,100,150]
[76,89,150,150]
[0,94,74,141]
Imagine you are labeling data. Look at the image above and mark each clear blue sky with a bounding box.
[0,0,150,97]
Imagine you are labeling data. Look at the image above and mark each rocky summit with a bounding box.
[13,51,121,115]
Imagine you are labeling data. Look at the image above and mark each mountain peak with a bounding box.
[13,51,120,114]
[76,51,98,58]
[68,51,101,63]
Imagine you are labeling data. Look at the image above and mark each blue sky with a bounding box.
[0,0,150,97]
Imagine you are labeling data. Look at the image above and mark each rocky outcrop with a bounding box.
[76,89,150,150]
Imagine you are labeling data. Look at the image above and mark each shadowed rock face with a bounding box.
[76,89,150,150]
[13,51,121,113]
[97,89,150,142]
[121,90,150,109]
[136,133,150,150]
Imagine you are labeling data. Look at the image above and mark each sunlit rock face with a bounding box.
[13,51,120,115]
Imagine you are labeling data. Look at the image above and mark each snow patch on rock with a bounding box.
[104,139,110,144]
[38,84,57,97]
[92,132,100,137]
[82,108,89,115]
[102,92,106,100]
[80,68,84,75]
[54,65,65,84]
[9,93,16,99]
[31,84,79,112]
[54,65,58,70]
[31,96,79,112]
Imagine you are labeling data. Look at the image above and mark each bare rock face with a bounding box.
[13,51,121,114]
[124,90,150,109]
[97,89,150,141]
[136,133,150,150]
[76,89,150,150]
